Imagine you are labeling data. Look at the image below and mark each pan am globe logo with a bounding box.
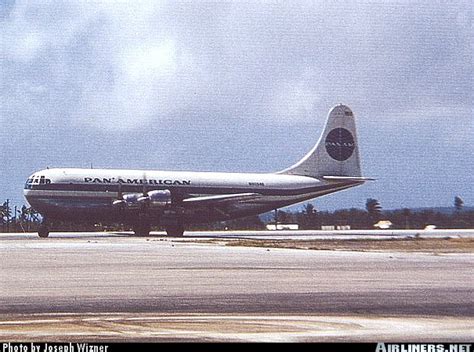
[325,128,355,161]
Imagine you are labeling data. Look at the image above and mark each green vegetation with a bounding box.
[1,197,473,233]
[255,205,474,231]
[1,201,41,232]
[454,196,464,212]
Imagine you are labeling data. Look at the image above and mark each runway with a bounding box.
[3,227,474,240]
[0,232,473,341]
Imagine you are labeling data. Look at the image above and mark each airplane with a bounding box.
[24,104,371,238]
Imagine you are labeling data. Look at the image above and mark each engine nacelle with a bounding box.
[122,193,141,206]
[147,189,171,207]
[113,190,171,208]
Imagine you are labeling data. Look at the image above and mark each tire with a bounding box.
[134,223,151,236]
[38,225,49,238]
[166,225,184,237]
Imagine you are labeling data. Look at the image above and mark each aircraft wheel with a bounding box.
[38,225,50,238]
[134,223,151,236]
[166,225,184,237]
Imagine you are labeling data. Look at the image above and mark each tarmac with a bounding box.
[0,231,472,342]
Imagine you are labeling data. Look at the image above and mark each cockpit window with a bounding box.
[24,176,51,189]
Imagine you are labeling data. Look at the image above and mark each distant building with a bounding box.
[373,220,393,229]
[266,223,299,230]
[321,225,351,230]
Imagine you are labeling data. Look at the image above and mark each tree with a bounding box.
[277,210,293,223]
[0,201,11,227]
[303,203,316,215]
[366,198,382,226]
[17,205,40,231]
[223,215,264,230]
[454,196,464,212]
[299,203,319,229]
[402,208,411,229]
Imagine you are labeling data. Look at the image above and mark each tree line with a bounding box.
[0,201,42,232]
[1,196,472,232]
[264,199,473,230]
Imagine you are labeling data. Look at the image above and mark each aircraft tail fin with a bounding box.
[279,104,362,178]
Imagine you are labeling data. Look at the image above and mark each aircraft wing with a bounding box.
[182,192,265,218]
[181,192,267,219]
[182,192,263,206]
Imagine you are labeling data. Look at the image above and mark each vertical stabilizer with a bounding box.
[279,104,362,178]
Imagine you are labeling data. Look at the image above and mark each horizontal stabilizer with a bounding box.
[322,176,375,182]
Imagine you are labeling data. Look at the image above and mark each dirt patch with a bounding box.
[219,237,474,253]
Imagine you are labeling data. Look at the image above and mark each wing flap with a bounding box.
[182,192,262,206]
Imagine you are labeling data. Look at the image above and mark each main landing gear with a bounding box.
[133,223,151,236]
[165,224,185,237]
[128,203,187,237]
[133,224,185,237]
[35,217,185,238]
[133,213,152,236]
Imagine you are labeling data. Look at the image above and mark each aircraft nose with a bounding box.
[25,170,53,187]
[24,174,35,191]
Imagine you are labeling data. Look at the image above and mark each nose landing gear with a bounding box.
[38,223,50,238]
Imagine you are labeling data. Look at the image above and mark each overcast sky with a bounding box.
[1,0,472,211]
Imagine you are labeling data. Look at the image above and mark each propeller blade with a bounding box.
[113,182,125,207]
[117,182,123,199]
[112,199,126,206]
[137,196,150,204]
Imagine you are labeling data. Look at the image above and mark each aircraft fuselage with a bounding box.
[24,168,360,224]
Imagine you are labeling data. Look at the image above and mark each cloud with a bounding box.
[2,0,471,131]
[1,0,472,209]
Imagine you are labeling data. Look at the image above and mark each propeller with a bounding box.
[112,182,126,207]
[137,183,150,206]
[137,172,150,206]
[112,172,171,209]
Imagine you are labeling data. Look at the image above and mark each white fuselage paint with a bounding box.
[23,168,360,224]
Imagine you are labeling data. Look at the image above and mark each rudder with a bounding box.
[279,104,362,178]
